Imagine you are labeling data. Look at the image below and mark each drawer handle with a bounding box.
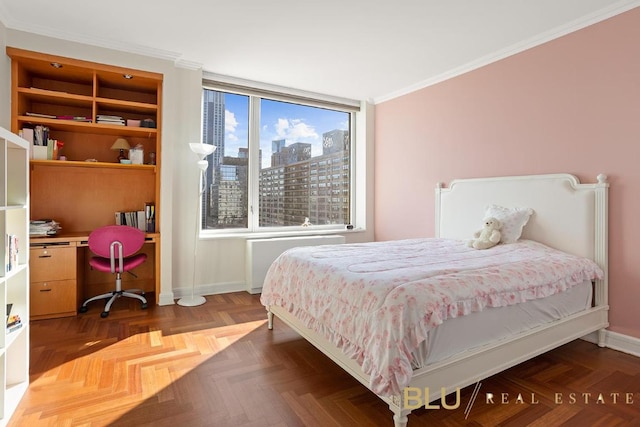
[38,255,52,258]
[39,288,52,292]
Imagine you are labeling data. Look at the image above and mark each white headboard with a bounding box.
[435,173,608,305]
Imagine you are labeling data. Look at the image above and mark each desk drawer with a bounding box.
[30,246,76,282]
[30,280,77,319]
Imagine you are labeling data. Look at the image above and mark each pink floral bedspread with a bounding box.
[260,238,603,396]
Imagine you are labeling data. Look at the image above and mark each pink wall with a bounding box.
[374,8,640,339]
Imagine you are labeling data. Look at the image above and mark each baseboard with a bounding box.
[157,291,175,306]
[581,330,640,357]
[172,281,246,300]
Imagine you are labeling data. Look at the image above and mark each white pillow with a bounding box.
[484,205,534,244]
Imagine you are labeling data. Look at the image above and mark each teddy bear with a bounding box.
[468,217,502,250]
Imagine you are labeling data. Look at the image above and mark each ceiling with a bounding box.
[0,0,638,103]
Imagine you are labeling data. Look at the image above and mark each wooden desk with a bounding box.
[30,232,159,320]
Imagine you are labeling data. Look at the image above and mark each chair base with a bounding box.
[79,288,148,318]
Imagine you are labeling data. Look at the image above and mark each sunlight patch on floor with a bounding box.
[22,316,271,425]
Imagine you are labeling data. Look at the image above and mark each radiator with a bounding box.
[246,235,346,293]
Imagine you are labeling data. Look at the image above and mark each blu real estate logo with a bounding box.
[403,383,482,419]
[403,382,638,420]
[404,387,461,410]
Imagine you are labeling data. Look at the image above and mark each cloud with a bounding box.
[225,109,241,143]
[275,118,318,142]
[225,109,239,133]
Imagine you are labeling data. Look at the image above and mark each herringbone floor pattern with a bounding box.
[8,292,640,426]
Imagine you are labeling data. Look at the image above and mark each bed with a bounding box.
[260,173,609,426]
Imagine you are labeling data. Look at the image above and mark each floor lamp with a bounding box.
[177,142,216,307]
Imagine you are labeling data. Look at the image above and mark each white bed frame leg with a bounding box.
[267,308,274,330]
[598,328,607,347]
[389,404,410,427]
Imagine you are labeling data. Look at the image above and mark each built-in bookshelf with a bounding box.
[7,47,162,305]
[6,47,162,233]
[0,126,30,425]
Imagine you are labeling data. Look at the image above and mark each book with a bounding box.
[7,322,23,333]
[5,234,18,273]
[21,127,34,144]
[137,210,146,232]
[6,303,22,333]
[25,112,57,119]
[145,202,155,233]
[33,125,50,146]
[115,210,147,231]
[97,115,125,125]
[7,315,21,328]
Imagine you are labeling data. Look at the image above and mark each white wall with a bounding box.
[2,29,375,304]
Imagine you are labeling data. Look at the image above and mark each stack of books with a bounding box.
[115,210,146,231]
[25,112,92,122]
[115,203,155,232]
[30,219,61,236]
[6,304,22,333]
[25,112,56,119]
[97,115,125,125]
[56,115,92,123]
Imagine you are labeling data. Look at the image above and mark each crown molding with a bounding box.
[374,0,640,104]
[175,59,203,70]
[0,11,189,66]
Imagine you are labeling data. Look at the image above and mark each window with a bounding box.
[201,82,357,234]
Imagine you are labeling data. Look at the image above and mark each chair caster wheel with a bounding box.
[79,306,88,313]
[141,303,148,310]
[100,311,109,318]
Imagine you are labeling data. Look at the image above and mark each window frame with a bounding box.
[201,77,360,238]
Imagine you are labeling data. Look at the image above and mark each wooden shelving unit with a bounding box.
[0,126,30,425]
[7,47,163,310]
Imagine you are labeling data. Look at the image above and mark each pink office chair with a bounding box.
[79,225,148,318]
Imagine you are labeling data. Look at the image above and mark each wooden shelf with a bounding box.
[17,116,158,137]
[30,159,156,171]
[17,87,94,107]
[95,97,158,113]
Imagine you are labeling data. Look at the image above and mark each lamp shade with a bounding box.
[111,138,130,151]
[189,142,216,159]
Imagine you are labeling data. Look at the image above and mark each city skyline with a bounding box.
[223,93,349,167]
[202,89,351,229]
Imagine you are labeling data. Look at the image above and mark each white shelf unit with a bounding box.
[0,126,29,426]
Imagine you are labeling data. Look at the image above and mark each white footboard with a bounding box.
[266,304,608,426]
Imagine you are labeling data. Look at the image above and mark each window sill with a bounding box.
[199,227,366,241]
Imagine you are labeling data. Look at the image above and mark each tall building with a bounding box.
[270,138,287,167]
[322,129,349,155]
[259,130,350,227]
[215,157,248,227]
[202,90,225,227]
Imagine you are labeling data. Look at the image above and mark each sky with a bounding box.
[222,93,349,168]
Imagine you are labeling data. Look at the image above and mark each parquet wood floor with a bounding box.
[8,292,640,426]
